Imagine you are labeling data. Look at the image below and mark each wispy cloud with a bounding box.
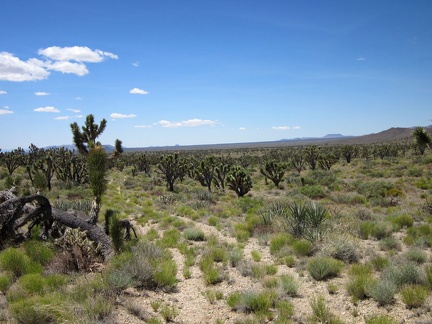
[158,119,218,128]
[239,127,246,131]
[110,113,137,119]
[130,88,148,95]
[34,106,60,113]
[356,57,366,61]
[35,91,49,96]
[272,125,301,130]
[66,108,80,113]
[0,90,7,95]
[132,62,140,67]
[0,107,13,115]
[134,125,152,128]
[54,116,71,120]
[75,97,83,100]
[38,46,118,62]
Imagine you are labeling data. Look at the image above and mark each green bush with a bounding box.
[367,279,396,306]
[300,185,326,199]
[404,248,427,264]
[22,241,55,266]
[0,248,42,278]
[370,255,390,271]
[279,274,300,297]
[307,257,344,281]
[365,314,397,324]
[0,273,12,293]
[346,274,373,302]
[183,227,206,241]
[381,263,426,289]
[227,290,277,315]
[309,295,344,324]
[269,233,292,255]
[390,213,413,229]
[292,239,313,257]
[322,235,358,263]
[400,284,428,309]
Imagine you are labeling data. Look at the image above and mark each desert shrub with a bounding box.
[109,213,124,253]
[300,185,326,199]
[251,264,277,279]
[269,233,292,255]
[22,241,55,266]
[275,300,294,321]
[183,227,206,241]
[381,263,426,289]
[371,222,393,240]
[425,264,432,289]
[400,284,428,308]
[0,273,12,293]
[228,247,243,267]
[199,255,224,285]
[0,248,42,278]
[367,279,396,306]
[356,181,394,199]
[321,234,359,263]
[227,289,277,315]
[379,236,400,251]
[292,239,313,257]
[9,294,71,324]
[365,314,397,324]
[157,228,181,248]
[159,304,178,322]
[279,274,300,297]
[307,257,344,281]
[390,213,413,229]
[16,273,45,296]
[370,255,390,271]
[404,248,427,264]
[346,274,374,302]
[258,201,289,226]
[251,250,262,262]
[309,295,344,324]
[106,242,177,291]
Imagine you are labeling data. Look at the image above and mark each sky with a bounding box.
[0,0,431,149]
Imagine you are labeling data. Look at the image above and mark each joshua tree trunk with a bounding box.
[0,189,113,259]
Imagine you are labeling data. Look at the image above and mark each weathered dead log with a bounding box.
[0,189,114,260]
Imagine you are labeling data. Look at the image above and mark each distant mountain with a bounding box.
[278,133,353,142]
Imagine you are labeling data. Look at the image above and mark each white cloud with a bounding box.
[239,127,246,131]
[134,125,152,128]
[292,126,301,130]
[110,113,137,119]
[35,91,49,96]
[272,126,291,130]
[132,62,140,67]
[75,97,83,100]
[67,108,80,113]
[45,60,88,76]
[54,116,70,120]
[130,88,148,95]
[158,119,218,128]
[34,106,60,113]
[0,90,7,95]
[75,115,83,118]
[0,108,13,115]
[0,52,49,81]
[38,46,118,62]
[356,57,366,61]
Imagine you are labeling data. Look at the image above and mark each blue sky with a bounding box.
[0,1,431,149]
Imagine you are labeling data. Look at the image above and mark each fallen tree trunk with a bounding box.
[0,189,114,260]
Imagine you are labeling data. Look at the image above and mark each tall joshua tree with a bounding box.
[70,114,109,224]
[412,127,432,155]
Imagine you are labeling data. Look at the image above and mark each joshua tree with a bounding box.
[412,127,432,155]
[226,165,253,198]
[195,156,216,192]
[86,146,108,224]
[0,147,25,176]
[157,153,183,192]
[260,160,288,187]
[70,114,107,155]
